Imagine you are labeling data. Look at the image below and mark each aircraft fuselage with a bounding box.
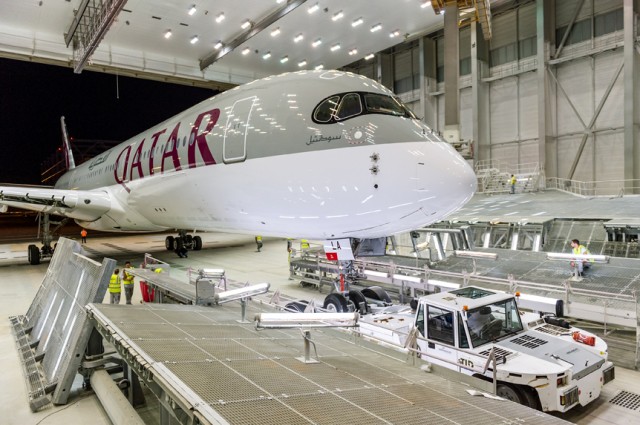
[53,70,477,239]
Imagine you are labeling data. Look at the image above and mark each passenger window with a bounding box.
[313,95,340,123]
[336,93,362,120]
[427,306,454,346]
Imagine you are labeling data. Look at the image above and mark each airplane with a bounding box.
[0,70,477,264]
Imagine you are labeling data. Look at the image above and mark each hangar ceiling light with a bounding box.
[188,5,196,16]
[52,0,445,83]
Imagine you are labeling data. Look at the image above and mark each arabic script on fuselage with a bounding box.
[307,134,342,145]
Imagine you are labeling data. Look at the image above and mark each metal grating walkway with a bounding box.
[609,391,640,411]
[87,302,570,425]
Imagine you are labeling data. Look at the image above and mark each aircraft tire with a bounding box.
[323,293,349,312]
[28,244,40,265]
[194,236,203,251]
[185,234,193,244]
[348,290,369,314]
[165,236,175,251]
[361,286,392,304]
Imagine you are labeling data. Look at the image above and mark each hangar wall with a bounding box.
[345,0,640,186]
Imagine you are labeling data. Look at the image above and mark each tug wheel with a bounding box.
[323,293,349,312]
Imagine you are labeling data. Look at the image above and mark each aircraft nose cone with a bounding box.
[414,142,476,217]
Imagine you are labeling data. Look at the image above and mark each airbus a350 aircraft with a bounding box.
[0,70,476,264]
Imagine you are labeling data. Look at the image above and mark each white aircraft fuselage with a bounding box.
[3,71,477,239]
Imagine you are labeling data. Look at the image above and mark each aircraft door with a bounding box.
[223,96,257,163]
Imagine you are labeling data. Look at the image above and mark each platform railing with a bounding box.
[475,160,542,193]
[546,177,640,197]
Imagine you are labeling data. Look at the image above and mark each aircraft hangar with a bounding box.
[2,0,640,424]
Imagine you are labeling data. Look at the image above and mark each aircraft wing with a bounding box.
[0,185,111,221]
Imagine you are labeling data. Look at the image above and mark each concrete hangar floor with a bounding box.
[0,214,639,423]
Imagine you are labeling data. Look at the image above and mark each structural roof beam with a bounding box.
[199,0,307,71]
[64,0,128,74]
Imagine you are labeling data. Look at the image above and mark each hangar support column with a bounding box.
[443,2,461,145]
[377,53,394,92]
[623,0,640,191]
[419,37,438,130]
[536,0,555,179]
[471,21,490,163]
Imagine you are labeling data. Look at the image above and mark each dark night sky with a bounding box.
[0,58,216,184]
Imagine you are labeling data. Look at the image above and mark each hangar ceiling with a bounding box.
[0,0,445,88]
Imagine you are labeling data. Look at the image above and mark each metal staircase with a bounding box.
[475,160,543,194]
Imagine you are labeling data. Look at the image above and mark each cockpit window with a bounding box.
[365,94,413,117]
[312,92,415,124]
[336,93,362,120]
[313,95,339,123]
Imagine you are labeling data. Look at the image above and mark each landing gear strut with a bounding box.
[165,230,203,256]
[28,213,67,265]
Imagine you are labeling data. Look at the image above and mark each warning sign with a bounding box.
[323,239,354,261]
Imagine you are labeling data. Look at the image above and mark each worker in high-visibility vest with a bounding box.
[80,228,88,244]
[300,239,310,250]
[509,175,516,194]
[122,261,135,305]
[255,235,263,252]
[109,268,122,304]
[570,239,593,277]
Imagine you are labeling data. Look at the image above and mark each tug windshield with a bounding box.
[313,92,416,123]
[466,298,524,348]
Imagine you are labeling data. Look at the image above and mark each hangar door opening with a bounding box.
[223,96,257,163]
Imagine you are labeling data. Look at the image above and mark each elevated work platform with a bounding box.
[443,191,640,257]
[86,302,569,425]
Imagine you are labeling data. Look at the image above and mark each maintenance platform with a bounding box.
[2,206,640,424]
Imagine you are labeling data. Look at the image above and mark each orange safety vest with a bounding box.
[81,229,87,237]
